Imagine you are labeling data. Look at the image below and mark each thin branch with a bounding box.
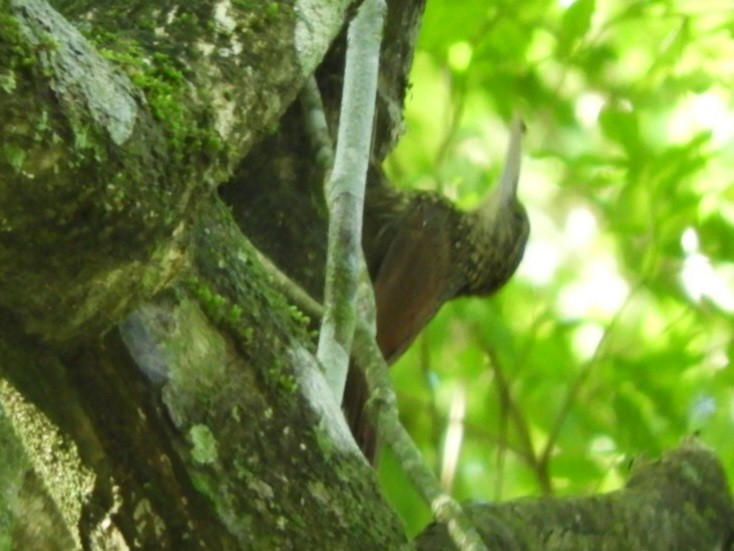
[462,422,535,466]
[484,345,551,495]
[490,351,510,500]
[538,283,642,473]
[251,248,323,321]
[299,77,335,171]
[316,0,387,401]
[418,332,444,474]
[353,318,488,551]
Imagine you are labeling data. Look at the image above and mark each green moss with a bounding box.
[269,370,297,394]
[185,275,297,393]
[83,28,227,171]
[231,0,258,10]
[1,5,213,310]
[3,144,25,171]
[0,11,32,84]
[188,470,218,502]
[287,304,311,329]
[188,424,218,465]
[36,32,60,52]
[186,277,248,334]
[226,303,243,322]
[312,422,334,461]
[0,71,16,93]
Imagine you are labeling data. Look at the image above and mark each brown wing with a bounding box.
[362,169,409,280]
[343,362,378,461]
[344,199,452,462]
[372,200,452,362]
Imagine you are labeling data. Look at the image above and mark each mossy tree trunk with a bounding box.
[1,0,410,548]
[1,1,733,550]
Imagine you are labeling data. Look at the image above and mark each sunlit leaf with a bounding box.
[558,0,595,57]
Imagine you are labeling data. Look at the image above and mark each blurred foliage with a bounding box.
[380,0,734,535]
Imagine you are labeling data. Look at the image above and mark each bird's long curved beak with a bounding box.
[498,116,525,205]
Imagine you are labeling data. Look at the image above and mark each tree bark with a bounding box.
[416,440,734,550]
[1,0,408,548]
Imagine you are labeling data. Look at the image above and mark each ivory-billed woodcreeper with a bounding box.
[344,118,530,462]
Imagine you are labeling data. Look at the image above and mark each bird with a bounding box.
[343,117,530,462]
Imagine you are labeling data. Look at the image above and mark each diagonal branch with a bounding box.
[352,294,488,551]
[317,0,387,400]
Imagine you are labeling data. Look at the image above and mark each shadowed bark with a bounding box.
[417,440,734,550]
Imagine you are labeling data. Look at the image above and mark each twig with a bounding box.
[299,77,335,171]
[538,283,642,473]
[419,333,444,473]
[490,350,510,500]
[484,345,550,495]
[251,248,323,321]
[353,318,489,551]
[316,0,387,401]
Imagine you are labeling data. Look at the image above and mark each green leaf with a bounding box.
[599,104,642,157]
[558,0,596,56]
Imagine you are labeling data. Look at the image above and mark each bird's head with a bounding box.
[462,116,529,296]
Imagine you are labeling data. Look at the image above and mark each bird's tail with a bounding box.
[343,359,380,464]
